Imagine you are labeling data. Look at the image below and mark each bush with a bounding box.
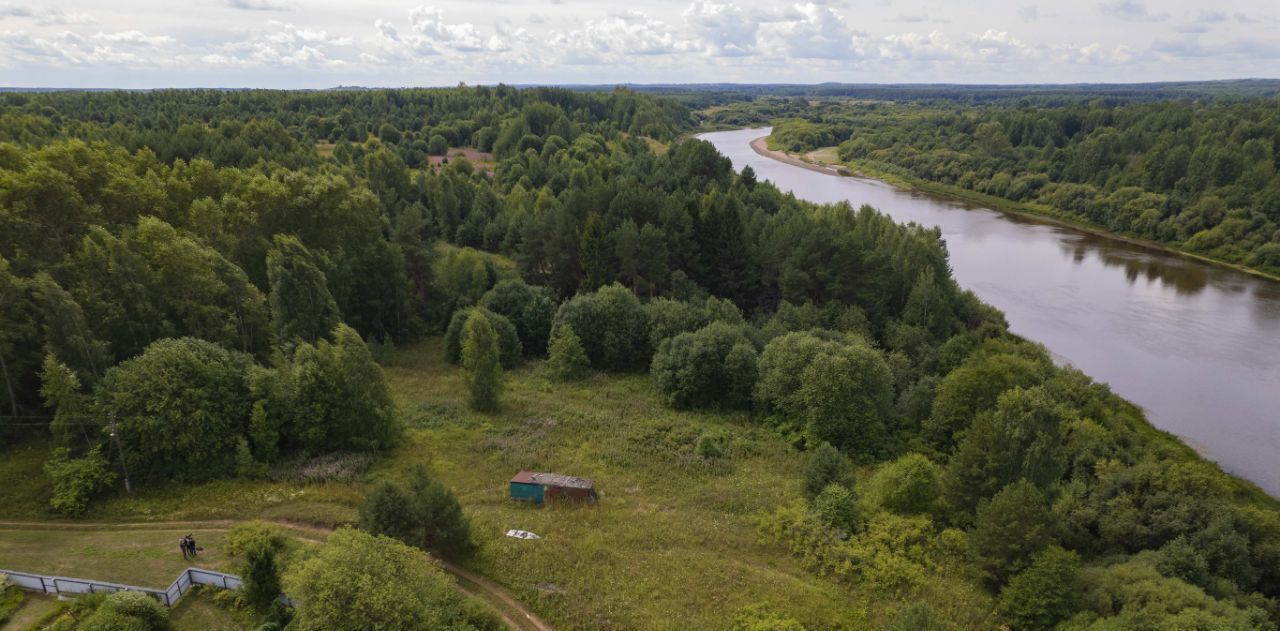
[813,483,859,530]
[551,283,649,372]
[228,522,288,610]
[695,430,726,459]
[478,280,556,357]
[284,528,481,630]
[444,307,521,368]
[362,466,474,560]
[650,322,757,409]
[80,590,169,631]
[801,442,854,500]
[43,446,117,517]
[0,574,23,625]
[870,453,940,516]
[546,324,589,382]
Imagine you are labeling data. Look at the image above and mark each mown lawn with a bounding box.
[0,336,870,630]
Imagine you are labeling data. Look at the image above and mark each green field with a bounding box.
[0,336,939,630]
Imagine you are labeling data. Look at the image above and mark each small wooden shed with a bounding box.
[509,471,597,504]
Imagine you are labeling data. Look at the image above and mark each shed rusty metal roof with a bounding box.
[511,471,594,489]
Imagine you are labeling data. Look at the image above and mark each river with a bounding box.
[698,127,1280,496]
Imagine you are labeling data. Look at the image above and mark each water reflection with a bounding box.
[700,128,1280,497]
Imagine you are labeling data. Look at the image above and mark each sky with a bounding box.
[0,0,1278,88]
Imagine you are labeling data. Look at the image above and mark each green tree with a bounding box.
[283,528,480,631]
[650,322,756,409]
[997,545,1081,631]
[269,324,400,453]
[39,354,89,446]
[361,467,473,560]
[813,483,859,530]
[94,337,254,481]
[361,481,417,544]
[462,311,502,412]
[427,134,449,156]
[546,324,589,382]
[479,280,556,356]
[870,453,941,516]
[971,480,1055,586]
[266,234,341,348]
[802,442,854,500]
[925,343,1048,448]
[42,446,116,517]
[551,283,650,372]
[944,387,1068,516]
[235,527,288,609]
[444,307,521,368]
[406,466,473,559]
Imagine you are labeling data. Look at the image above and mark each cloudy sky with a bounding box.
[0,0,1277,88]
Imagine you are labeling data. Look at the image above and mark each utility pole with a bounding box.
[108,415,132,494]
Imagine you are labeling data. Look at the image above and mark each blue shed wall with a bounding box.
[510,482,544,504]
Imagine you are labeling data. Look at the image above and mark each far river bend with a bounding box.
[699,127,1280,496]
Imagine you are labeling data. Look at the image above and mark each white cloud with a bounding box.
[552,11,694,65]
[683,0,759,56]
[35,10,97,26]
[761,3,861,60]
[1099,0,1168,23]
[227,0,292,11]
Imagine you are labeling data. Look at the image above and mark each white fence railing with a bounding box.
[1,567,244,608]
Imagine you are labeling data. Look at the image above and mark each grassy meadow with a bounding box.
[0,335,912,630]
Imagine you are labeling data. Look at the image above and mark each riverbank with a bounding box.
[747,134,1280,284]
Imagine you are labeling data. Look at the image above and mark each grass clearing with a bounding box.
[1,336,884,629]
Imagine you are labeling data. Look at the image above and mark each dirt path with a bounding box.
[0,519,552,631]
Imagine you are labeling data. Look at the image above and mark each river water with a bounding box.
[699,127,1280,496]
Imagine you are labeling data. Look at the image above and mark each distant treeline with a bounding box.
[716,96,1280,275]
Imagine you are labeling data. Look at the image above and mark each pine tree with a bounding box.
[546,324,589,382]
[462,311,502,412]
[266,234,341,349]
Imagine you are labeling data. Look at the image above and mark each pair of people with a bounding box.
[179,534,199,560]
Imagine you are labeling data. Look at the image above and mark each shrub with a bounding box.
[43,446,117,517]
[695,430,726,459]
[801,442,854,500]
[546,324,589,382]
[813,483,859,530]
[0,574,23,625]
[444,307,521,368]
[870,453,941,516]
[362,466,474,560]
[284,528,481,630]
[80,590,169,631]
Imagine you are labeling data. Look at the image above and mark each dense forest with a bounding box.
[709,95,1280,276]
[1,86,1279,630]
